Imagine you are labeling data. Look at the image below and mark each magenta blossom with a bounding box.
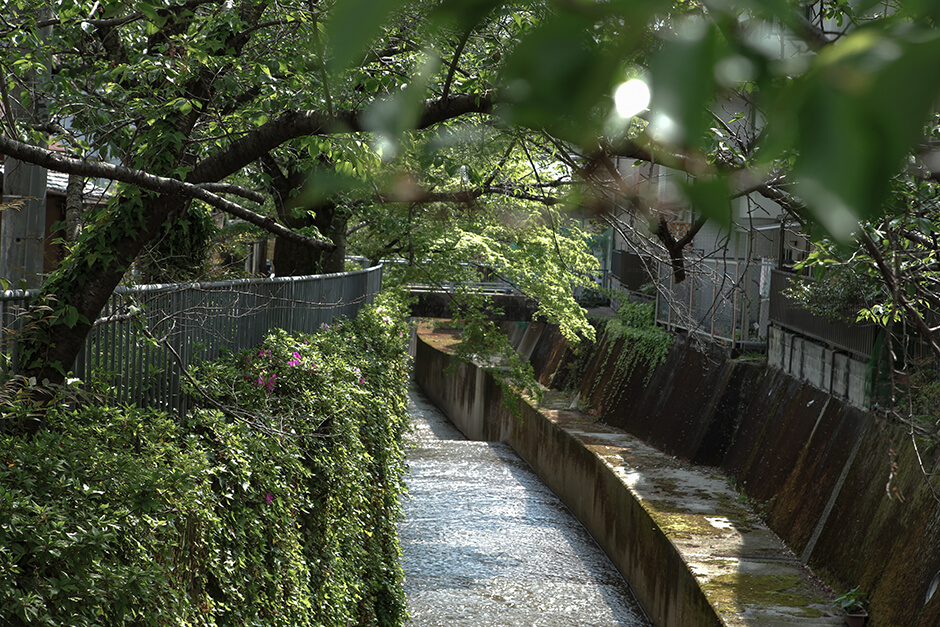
[265,492,273,505]
[288,351,302,367]
[351,366,365,384]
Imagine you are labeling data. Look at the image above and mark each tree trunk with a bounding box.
[314,202,349,274]
[273,229,321,276]
[65,174,84,243]
[653,214,708,284]
[20,191,188,388]
[272,204,348,276]
[264,157,349,276]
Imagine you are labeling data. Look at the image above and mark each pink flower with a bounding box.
[265,492,273,505]
[288,351,302,367]
[351,366,365,384]
[320,323,330,330]
[266,373,277,392]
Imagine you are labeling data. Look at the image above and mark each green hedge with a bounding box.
[0,292,412,626]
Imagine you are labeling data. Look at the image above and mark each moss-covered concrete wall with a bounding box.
[542,324,940,627]
[414,334,724,627]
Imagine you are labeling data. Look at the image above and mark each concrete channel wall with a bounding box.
[531,321,940,627]
[414,334,722,627]
[414,321,940,626]
[414,325,845,627]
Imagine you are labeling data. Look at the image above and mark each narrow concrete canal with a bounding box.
[400,385,652,627]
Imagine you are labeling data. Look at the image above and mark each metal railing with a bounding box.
[407,280,520,294]
[768,269,877,360]
[1,266,382,415]
[654,256,771,349]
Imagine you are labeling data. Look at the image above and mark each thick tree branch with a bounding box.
[0,134,334,252]
[196,182,267,204]
[371,181,563,207]
[441,29,472,101]
[188,91,497,183]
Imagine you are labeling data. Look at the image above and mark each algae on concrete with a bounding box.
[702,573,829,620]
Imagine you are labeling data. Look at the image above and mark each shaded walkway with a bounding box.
[400,385,651,626]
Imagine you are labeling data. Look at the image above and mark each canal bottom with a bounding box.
[400,384,651,627]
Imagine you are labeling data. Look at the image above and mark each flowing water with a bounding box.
[400,385,652,627]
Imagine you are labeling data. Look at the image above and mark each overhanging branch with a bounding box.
[188,91,497,183]
[0,134,335,252]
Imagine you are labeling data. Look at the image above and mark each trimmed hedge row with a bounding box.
[0,292,412,626]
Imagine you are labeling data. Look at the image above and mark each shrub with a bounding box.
[0,405,203,625]
[0,291,412,626]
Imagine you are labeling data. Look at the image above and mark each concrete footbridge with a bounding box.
[407,280,538,321]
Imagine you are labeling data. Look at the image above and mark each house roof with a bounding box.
[46,170,112,200]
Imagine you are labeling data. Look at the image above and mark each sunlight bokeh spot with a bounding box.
[614,79,650,119]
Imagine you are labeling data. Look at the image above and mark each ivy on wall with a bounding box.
[0,292,412,626]
[557,299,673,412]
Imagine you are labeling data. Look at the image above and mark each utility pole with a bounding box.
[1,16,51,290]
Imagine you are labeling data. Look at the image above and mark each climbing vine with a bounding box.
[0,292,412,626]
[558,297,673,413]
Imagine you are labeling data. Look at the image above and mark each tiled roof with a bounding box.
[46,170,112,199]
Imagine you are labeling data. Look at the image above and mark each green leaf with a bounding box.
[138,2,160,24]
[648,20,720,149]
[362,54,439,158]
[326,0,404,74]
[777,26,940,239]
[679,175,732,226]
[297,168,367,207]
[499,14,623,143]
[431,0,504,32]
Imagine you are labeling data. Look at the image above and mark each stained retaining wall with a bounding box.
[528,321,940,627]
[415,324,854,627]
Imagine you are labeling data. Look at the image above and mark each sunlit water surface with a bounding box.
[400,385,651,627]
